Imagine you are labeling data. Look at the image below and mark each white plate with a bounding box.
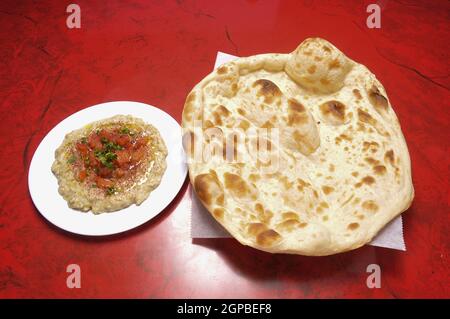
[28,101,187,236]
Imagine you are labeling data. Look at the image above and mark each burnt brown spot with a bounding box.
[236,120,249,131]
[212,111,223,126]
[328,59,340,69]
[255,203,264,215]
[183,92,196,122]
[323,46,331,53]
[314,56,323,61]
[287,99,308,126]
[288,99,306,112]
[247,223,268,236]
[320,202,329,208]
[322,185,334,195]
[361,176,375,185]
[224,172,256,200]
[320,100,346,122]
[217,66,228,74]
[186,91,196,103]
[261,120,274,129]
[307,65,317,74]
[257,229,282,247]
[277,219,302,231]
[363,141,379,152]
[353,89,362,99]
[351,171,359,177]
[357,123,366,132]
[296,178,309,192]
[364,157,380,165]
[213,208,224,219]
[203,120,214,130]
[320,78,330,85]
[385,150,395,165]
[362,200,379,212]
[194,172,224,206]
[216,105,230,117]
[253,79,282,104]
[216,194,224,206]
[347,223,360,230]
[369,86,389,111]
[358,109,377,125]
[339,134,352,142]
[282,212,299,220]
[373,165,387,175]
[237,108,246,116]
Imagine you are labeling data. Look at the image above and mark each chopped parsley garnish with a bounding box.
[94,150,116,168]
[120,127,130,135]
[106,186,116,196]
[81,137,87,144]
[101,139,123,152]
[67,155,76,164]
[120,127,136,136]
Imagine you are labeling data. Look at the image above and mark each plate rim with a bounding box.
[28,101,187,236]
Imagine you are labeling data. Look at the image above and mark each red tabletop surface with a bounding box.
[0,0,449,298]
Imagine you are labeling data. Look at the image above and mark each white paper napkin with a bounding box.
[189,52,406,252]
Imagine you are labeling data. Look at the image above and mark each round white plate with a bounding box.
[28,101,187,236]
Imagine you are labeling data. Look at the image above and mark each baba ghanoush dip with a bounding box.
[51,115,167,214]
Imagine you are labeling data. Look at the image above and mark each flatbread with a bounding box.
[52,115,167,214]
[182,38,414,255]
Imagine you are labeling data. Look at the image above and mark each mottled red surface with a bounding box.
[0,0,449,298]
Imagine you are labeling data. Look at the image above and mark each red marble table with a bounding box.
[0,0,448,298]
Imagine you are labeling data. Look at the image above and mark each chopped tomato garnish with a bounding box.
[131,147,146,163]
[88,133,103,150]
[76,143,89,156]
[74,128,150,187]
[116,135,131,147]
[114,168,126,178]
[97,129,110,140]
[97,167,113,178]
[98,129,119,143]
[115,149,131,166]
[88,151,99,168]
[95,176,114,188]
[78,169,87,182]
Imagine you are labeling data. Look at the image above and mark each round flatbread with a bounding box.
[182,38,414,255]
[52,115,167,214]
